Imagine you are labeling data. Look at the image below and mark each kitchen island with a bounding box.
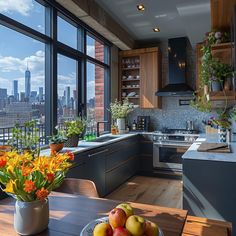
[182,134,236,236]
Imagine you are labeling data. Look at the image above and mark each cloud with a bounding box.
[0,50,45,73]
[0,0,33,16]
[87,45,95,57]
[87,80,95,100]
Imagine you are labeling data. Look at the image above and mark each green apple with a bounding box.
[144,220,159,236]
[116,203,134,218]
[125,215,145,236]
[93,222,113,236]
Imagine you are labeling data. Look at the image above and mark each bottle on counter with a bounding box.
[132,120,137,131]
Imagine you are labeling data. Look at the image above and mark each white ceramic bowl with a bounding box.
[80,217,164,236]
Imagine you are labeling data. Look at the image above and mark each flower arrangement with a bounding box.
[0,151,74,202]
[209,111,231,129]
[109,98,133,119]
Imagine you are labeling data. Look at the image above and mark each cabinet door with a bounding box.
[140,51,161,109]
[87,148,108,197]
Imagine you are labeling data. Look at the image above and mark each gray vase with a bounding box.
[14,199,49,235]
[211,80,222,91]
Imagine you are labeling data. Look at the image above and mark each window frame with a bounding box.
[0,0,111,138]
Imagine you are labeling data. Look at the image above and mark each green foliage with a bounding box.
[47,127,67,144]
[109,98,133,119]
[230,106,236,122]
[8,120,40,157]
[64,117,86,138]
[190,94,212,113]
[210,109,231,129]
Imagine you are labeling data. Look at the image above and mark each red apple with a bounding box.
[113,226,131,236]
[108,208,127,228]
[93,222,113,236]
[116,203,134,218]
[144,220,159,236]
[125,215,145,236]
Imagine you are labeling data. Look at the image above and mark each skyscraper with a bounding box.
[25,64,31,99]
[39,87,43,102]
[65,86,70,107]
[13,80,18,101]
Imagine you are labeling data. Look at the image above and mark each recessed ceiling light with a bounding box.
[137,4,145,11]
[153,27,160,32]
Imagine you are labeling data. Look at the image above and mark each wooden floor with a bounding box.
[106,176,182,209]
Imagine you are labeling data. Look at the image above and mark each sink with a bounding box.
[88,136,119,143]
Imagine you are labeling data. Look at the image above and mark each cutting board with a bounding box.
[197,142,231,153]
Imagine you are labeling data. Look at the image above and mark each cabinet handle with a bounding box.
[88,149,109,157]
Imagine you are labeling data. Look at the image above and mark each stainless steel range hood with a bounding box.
[156,37,194,97]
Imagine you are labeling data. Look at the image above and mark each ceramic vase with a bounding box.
[49,143,64,152]
[14,198,49,235]
[211,80,222,92]
[116,118,126,132]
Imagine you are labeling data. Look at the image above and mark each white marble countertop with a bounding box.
[182,134,236,163]
[40,133,138,156]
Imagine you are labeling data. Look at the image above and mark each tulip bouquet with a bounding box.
[0,151,74,202]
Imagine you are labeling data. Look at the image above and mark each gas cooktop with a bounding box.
[154,128,198,135]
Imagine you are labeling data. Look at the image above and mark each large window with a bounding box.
[0,0,110,144]
[57,54,78,123]
[0,0,45,34]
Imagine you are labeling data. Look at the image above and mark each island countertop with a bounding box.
[182,134,236,163]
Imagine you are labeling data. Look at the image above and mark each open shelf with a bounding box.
[122,67,140,70]
[122,79,140,82]
[207,91,236,101]
[122,96,140,99]
[122,87,140,90]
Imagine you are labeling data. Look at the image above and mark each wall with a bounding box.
[128,41,212,132]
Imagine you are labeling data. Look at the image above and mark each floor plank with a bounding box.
[106,176,182,209]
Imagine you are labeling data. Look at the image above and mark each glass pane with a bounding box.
[86,35,105,63]
[0,25,45,144]
[0,0,45,34]
[57,54,78,123]
[86,62,105,131]
[57,16,78,50]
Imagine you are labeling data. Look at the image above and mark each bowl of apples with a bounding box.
[80,203,164,236]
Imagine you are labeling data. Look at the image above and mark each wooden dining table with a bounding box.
[0,192,188,236]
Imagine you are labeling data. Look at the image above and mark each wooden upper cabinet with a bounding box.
[211,42,234,65]
[119,47,162,109]
[140,49,161,108]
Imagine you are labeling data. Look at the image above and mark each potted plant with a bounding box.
[64,117,86,147]
[47,127,67,153]
[109,98,133,132]
[7,120,40,157]
[0,150,74,235]
[210,110,231,142]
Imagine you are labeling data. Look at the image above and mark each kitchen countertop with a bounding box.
[40,133,138,156]
[182,134,236,163]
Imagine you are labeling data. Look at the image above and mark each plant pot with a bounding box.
[14,199,49,235]
[116,118,126,132]
[64,135,80,147]
[224,77,232,91]
[49,143,64,152]
[218,127,227,143]
[211,80,222,92]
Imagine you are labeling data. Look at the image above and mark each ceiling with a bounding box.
[94,0,211,46]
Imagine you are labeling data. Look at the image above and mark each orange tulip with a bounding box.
[23,180,36,193]
[36,187,49,201]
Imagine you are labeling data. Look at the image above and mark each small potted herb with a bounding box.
[48,128,67,153]
[64,117,86,147]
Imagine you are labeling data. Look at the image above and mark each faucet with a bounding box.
[97,121,109,137]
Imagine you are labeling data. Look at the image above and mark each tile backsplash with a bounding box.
[128,97,213,132]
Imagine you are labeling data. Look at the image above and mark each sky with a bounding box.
[0,0,97,99]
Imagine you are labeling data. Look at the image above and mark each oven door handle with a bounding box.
[153,143,191,148]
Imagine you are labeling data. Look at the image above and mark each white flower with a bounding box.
[215,32,222,39]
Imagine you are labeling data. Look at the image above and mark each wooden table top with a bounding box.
[0,192,188,236]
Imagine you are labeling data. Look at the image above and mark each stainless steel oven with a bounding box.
[153,142,191,171]
[152,129,199,171]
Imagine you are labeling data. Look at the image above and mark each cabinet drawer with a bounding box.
[105,156,138,194]
[106,144,138,171]
[139,155,153,172]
